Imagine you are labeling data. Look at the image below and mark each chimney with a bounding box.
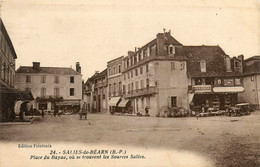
[135,47,137,52]
[32,62,40,70]
[238,54,244,73]
[76,62,81,73]
[128,51,135,57]
[169,30,171,35]
[156,33,165,56]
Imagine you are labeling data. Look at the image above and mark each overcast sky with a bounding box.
[0,0,259,80]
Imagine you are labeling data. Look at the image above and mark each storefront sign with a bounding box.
[193,85,212,93]
[224,79,234,86]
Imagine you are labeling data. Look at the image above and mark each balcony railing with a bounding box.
[124,86,157,98]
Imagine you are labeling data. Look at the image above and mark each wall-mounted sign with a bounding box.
[193,85,212,93]
[224,79,234,86]
[217,79,222,85]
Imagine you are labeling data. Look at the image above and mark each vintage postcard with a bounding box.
[0,0,259,167]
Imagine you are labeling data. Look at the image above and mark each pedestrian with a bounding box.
[54,106,58,117]
[41,109,44,117]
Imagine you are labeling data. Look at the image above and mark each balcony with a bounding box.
[124,86,157,98]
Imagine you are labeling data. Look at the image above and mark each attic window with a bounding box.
[168,45,175,55]
[200,60,206,72]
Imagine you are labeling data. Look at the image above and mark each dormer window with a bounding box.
[200,60,206,72]
[147,47,150,57]
[168,45,175,55]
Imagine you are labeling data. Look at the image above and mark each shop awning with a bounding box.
[213,86,244,93]
[118,99,129,107]
[108,97,121,106]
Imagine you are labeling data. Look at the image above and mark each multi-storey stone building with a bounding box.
[238,56,260,108]
[15,62,82,113]
[83,69,107,112]
[122,31,187,116]
[121,31,245,116]
[107,56,124,113]
[0,18,33,121]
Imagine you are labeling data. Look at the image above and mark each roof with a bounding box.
[0,18,17,59]
[16,66,81,75]
[243,56,260,75]
[183,45,241,77]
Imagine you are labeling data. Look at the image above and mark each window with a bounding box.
[200,60,206,72]
[146,64,149,73]
[171,62,175,70]
[54,76,59,83]
[0,57,2,79]
[127,72,130,79]
[114,66,116,74]
[141,98,144,109]
[140,80,144,89]
[26,75,31,83]
[70,88,75,96]
[140,67,143,74]
[168,45,175,55]
[195,78,202,85]
[128,83,130,93]
[108,68,111,76]
[39,101,47,110]
[171,96,177,107]
[135,69,138,76]
[251,76,254,82]
[205,78,214,85]
[70,76,74,83]
[146,97,150,108]
[146,78,149,88]
[109,84,112,95]
[41,87,46,97]
[138,53,142,62]
[180,62,185,70]
[119,82,122,92]
[131,71,133,78]
[118,65,121,73]
[135,81,139,90]
[124,74,126,80]
[54,88,60,97]
[113,83,116,93]
[41,75,46,83]
[93,96,96,101]
[131,83,134,91]
[123,85,126,93]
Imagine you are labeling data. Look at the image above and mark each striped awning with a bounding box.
[118,99,129,107]
[108,97,121,106]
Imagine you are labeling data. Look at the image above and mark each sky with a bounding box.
[0,0,259,81]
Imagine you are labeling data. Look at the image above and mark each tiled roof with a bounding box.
[16,66,81,75]
[183,45,241,77]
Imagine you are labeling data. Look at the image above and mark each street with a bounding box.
[0,112,260,167]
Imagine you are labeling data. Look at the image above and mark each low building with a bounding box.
[15,62,82,113]
[238,56,260,109]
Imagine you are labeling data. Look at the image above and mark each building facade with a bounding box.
[15,62,82,113]
[238,56,260,109]
[83,69,107,112]
[185,47,244,111]
[107,56,124,113]
[122,31,188,116]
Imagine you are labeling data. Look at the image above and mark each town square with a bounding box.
[0,0,259,167]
